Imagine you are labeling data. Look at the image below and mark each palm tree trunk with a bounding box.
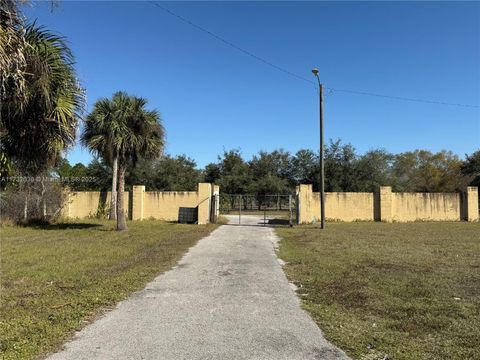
[41,177,47,219]
[116,162,127,231]
[24,193,28,221]
[22,180,29,221]
[109,155,118,220]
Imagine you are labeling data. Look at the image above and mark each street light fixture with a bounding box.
[312,68,325,229]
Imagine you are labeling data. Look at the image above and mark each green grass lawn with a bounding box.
[277,222,480,360]
[0,220,218,360]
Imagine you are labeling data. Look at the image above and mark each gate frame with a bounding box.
[218,193,297,226]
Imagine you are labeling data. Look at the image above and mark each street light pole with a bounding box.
[312,68,325,229]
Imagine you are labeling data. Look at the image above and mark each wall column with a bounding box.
[297,184,314,224]
[465,186,479,222]
[132,185,145,220]
[197,183,212,224]
[379,186,393,222]
[61,191,71,218]
[212,185,220,221]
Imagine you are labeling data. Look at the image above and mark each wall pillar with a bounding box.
[61,191,71,218]
[212,185,220,221]
[297,184,314,224]
[132,185,145,220]
[465,186,479,222]
[379,186,393,222]
[197,183,212,224]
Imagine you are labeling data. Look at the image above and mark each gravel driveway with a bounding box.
[47,215,350,360]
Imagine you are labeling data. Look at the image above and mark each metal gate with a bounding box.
[219,194,297,226]
[210,193,219,223]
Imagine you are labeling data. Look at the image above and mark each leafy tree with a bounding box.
[249,150,291,179]
[392,150,468,192]
[128,155,201,191]
[54,159,92,191]
[461,150,480,187]
[247,150,293,199]
[125,157,157,191]
[216,149,252,194]
[323,139,358,192]
[154,155,200,191]
[85,158,112,191]
[289,149,317,187]
[355,149,394,192]
[251,175,289,195]
[203,163,221,184]
[55,157,72,178]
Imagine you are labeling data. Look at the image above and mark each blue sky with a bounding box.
[24,1,479,168]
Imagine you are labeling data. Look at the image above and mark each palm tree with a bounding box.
[0,24,84,219]
[0,0,27,105]
[113,94,164,231]
[82,95,126,220]
[82,92,164,230]
[1,24,84,174]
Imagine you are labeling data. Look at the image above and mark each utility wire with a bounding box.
[149,1,314,85]
[326,87,479,108]
[149,1,479,109]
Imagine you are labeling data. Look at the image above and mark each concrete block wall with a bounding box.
[297,185,479,223]
[62,191,130,219]
[142,190,198,221]
[465,187,479,222]
[297,184,375,222]
[212,184,220,221]
[63,183,217,224]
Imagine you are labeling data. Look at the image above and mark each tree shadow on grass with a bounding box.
[22,221,103,230]
[267,218,291,226]
[223,218,293,227]
[45,223,103,230]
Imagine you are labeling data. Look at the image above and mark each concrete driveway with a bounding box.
[47,215,350,360]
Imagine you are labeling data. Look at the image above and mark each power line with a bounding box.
[148,1,314,85]
[148,1,479,109]
[325,87,479,108]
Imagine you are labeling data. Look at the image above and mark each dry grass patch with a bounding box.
[277,222,480,360]
[0,220,218,360]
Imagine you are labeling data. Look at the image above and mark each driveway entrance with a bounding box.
[219,194,297,226]
[47,216,349,360]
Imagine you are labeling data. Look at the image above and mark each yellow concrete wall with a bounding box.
[326,192,374,221]
[308,191,374,222]
[466,187,479,222]
[391,192,461,222]
[66,184,477,224]
[143,191,198,221]
[297,185,478,223]
[131,183,214,224]
[212,184,220,220]
[197,183,212,225]
[296,184,313,224]
[64,191,129,219]
[63,183,216,224]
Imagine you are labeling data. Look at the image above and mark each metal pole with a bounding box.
[312,68,326,229]
[289,195,293,227]
[264,196,266,226]
[239,195,242,225]
[319,84,325,229]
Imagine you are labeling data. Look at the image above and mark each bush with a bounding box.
[0,179,65,224]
